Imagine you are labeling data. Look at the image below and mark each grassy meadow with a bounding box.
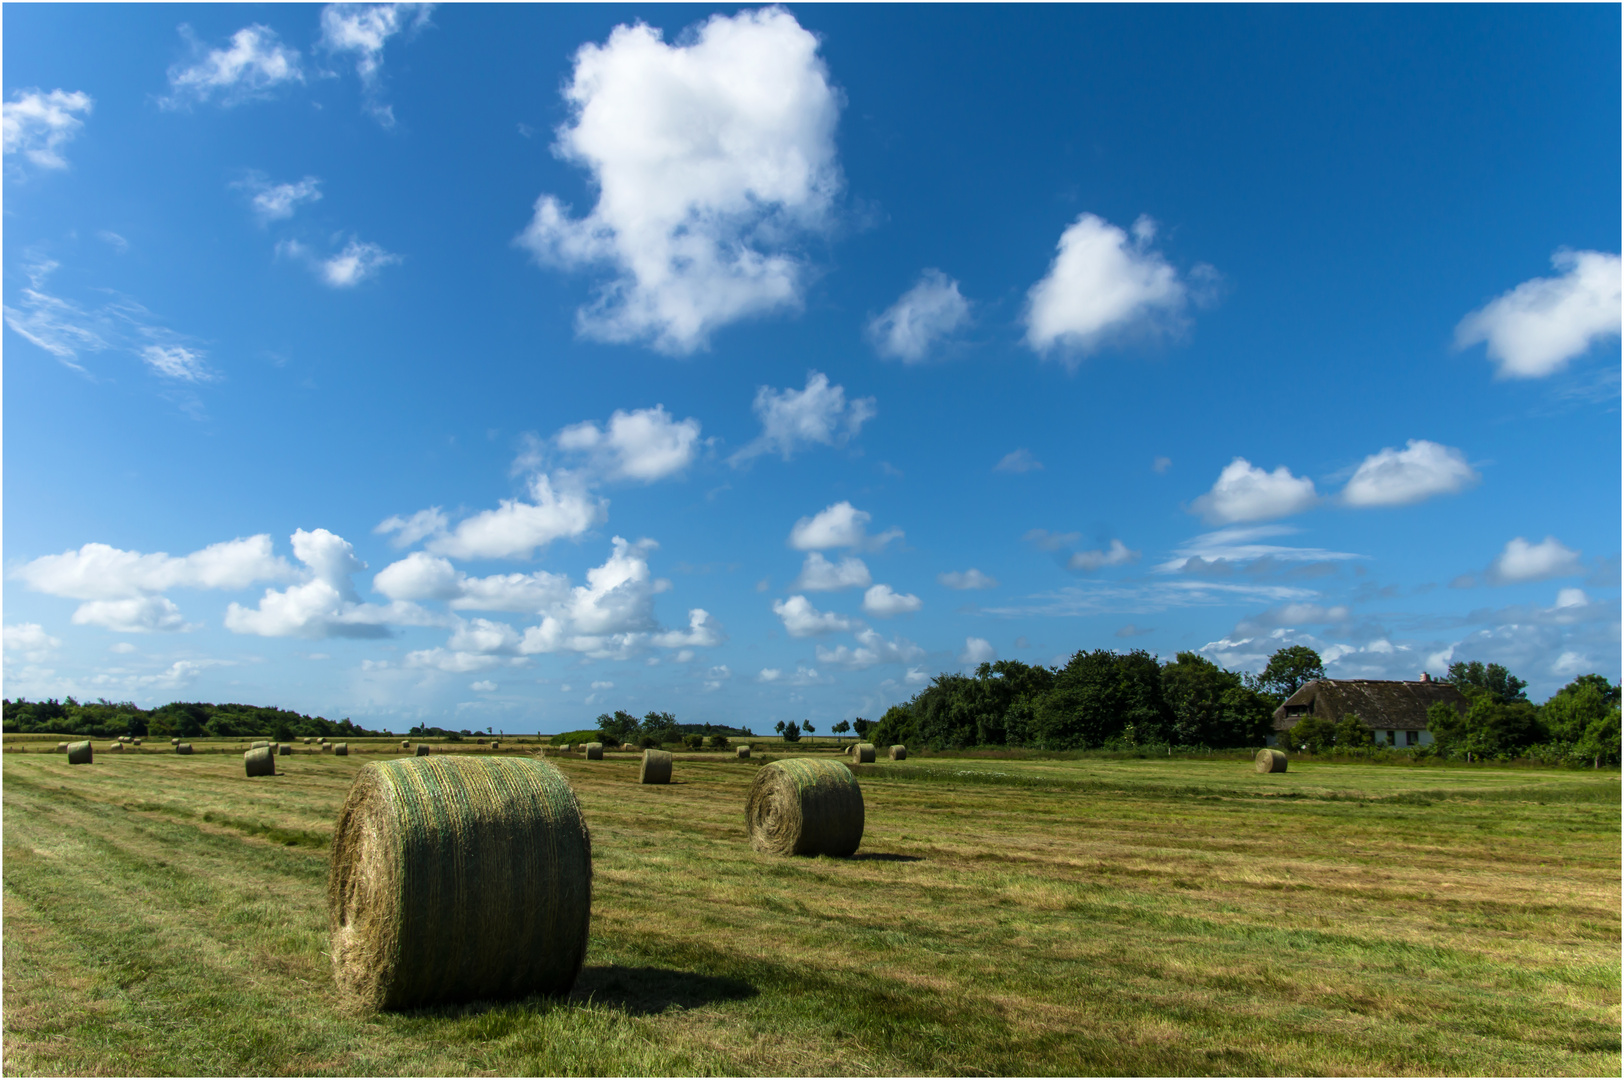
[3,736,1619,1076]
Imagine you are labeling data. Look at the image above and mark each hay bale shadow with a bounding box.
[848,853,923,863]
[571,964,757,1016]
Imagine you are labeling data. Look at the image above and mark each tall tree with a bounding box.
[1251,646,1325,705]
[1444,661,1528,703]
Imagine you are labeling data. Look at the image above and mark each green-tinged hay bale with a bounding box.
[639,749,673,784]
[171,737,180,745]
[108,742,124,753]
[176,742,193,755]
[736,745,751,759]
[584,742,604,761]
[414,743,431,757]
[334,742,349,757]
[245,746,276,777]
[853,743,876,764]
[889,744,907,760]
[745,757,864,857]
[55,742,69,753]
[327,756,592,1012]
[279,743,292,756]
[67,741,93,765]
[120,735,132,743]
[132,738,141,746]
[1256,748,1288,773]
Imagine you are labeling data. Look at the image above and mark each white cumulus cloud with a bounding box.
[1069,539,1139,571]
[236,173,322,223]
[4,623,62,662]
[318,3,434,125]
[816,628,925,670]
[1190,458,1318,524]
[165,24,304,107]
[423,473,606,561]
[959,636,996,665]
[1488,536,1583,584]
[731,371,875,464]
[1024,213,1201,360]
[515,7,841,353]
[938,568,998,590]
[772,594,857,637]
[862,584,922,617]
[651,607,727,649]
[225,528,439,638]
[555,405,702,482]
[789,501,901,552]
[867,269,970,361]
[1341,439,1479,508]
[71,596,195,634]
[1455,249,1622,378]
[3,88,92,169]
[792,552,871,592]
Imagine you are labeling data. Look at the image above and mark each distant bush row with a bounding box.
[1,697,386,741]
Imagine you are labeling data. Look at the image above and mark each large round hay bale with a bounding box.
[55,742,69,753]
[333,742,349,757]
[736,745,751,759]
[853,743,876,764]
[1256,748,1288,773]
[67,741,93,765]
[278,743,293,756]
[327,756,591,1012]
[414,743,431,757]
[176,742,193,755]
[639,749,673,785]
[889,744,907,761]
[245,746,276,777]
[584,742,603,761]
[745,757,863,857]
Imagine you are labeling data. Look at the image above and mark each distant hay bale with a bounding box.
[745,757,864,857]
[639,749,673,784]
[414,744,430,757]
[67,741,93,765]
[584,742,603,760]
[491,740,500,749]
[622,742,638,752]
[401,741,410,749]
[171,737,180,745]
[245,746,276,777]
[327,756,592,1012]
[333,743,349,757]
[1256,748,1288,773]
[305,737,315,744]
[889,745,907,760]
[324,744,335,753]
[176,743,193,755]
[279,743,292,756]
[132,738,141,746]
[252,740,270,749]
[120,735,132,743]
[736,745,751,759]
[853,743,876,764]
[108,742,123,752]
[55,742,69,753]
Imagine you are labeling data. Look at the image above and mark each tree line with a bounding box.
[1,697,384,741]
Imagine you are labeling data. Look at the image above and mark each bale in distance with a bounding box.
[171,737,180,746]
[327,756,592,1012]
[132,738,142,746]
[67,741,93,765]
[889,745,907,761]
[252,740,270,749]
[736,745,751,759]
[745,757,864,857]
[108,742,124,753]
[584,742,604,761]
[621,742,638,752]
[324,744,335,754]
[55,742,69,753]
[853,743,876,764]
[176,742,194,755]
[120,735,133,743]
[414,743,431,757]
[278,743,293,756]
[305,737,315,744]
[401,741,410,749]
[1256,748,1288,773]
[639,749,673,785]
[245,746,276,777]
[333,743,349,757]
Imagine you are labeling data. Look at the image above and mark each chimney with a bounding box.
[1419,672,1430,683]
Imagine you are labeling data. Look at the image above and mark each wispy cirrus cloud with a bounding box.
[163,24,304,108]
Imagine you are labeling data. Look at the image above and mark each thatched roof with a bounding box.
[1272,679,1468,732]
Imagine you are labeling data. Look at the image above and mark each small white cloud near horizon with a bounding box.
[164,24,304,108]
[555,405,701,483]
[1024,212,1207,361]
[792,552,872,592]
[772,595,858,637]
[732,371,875,464]
[515,7,841,353]
[994,448,1043,474]
[1191,457,1318,524]
[1341,439,1479,508]
[938,568,998,590]
[867,269,970,361]
[789,501,901,552]
[1488,536,1583,584]
[959,636,996,665]
[1069,539,1139,572]
[862,584,922,617]
[1455,249,1622,378]
[3,88,93,170]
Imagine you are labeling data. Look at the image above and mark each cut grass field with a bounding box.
[3,740,1619,1076]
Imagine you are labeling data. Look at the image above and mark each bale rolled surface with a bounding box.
[334,742,349,757]
[245,746,276,777]
[584,742,604,761]
[853,743,876,764]
[889,744,907,760]
[67,740,93,764]
[736,745,751,759]
[1256,748,1288,773]
[414,743,431,757]
[639,749,673,785]
[279,743,293,756]
[327,756,592,1012]
[176,742,193,755]
[745,757,863,857]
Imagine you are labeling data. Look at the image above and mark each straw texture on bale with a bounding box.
[334,743,349,756]
[736,745,751,759]
[176,742,193,755]
[67,741,93,764]
[853,743,876,764]
[745,757,864,857]
[639,749,673,784]
[279,743,293,756]
[414,744,431,757]
[584,742,604,761]
[889,745,907,760]
[327,756,592,1012]
[245,746,276,777]
[1256,748,1288,773]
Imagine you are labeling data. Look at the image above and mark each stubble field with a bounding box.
[2,738,1619,1076]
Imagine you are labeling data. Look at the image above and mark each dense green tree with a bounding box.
[1430,688,1546,759]
[1161,652,1274,747]
[1032,649,1170,749]
[851,717,872,737]
[867,705,915,748]
[1250,646,1325,705]
[781,721,801,743]
[1541,674,1620,742]
[1445,661,1529,704]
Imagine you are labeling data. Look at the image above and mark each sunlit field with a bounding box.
[3,738,1618,1076]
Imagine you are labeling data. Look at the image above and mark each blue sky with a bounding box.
[4,3,1618,733]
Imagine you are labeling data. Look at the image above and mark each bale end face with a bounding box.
[639,749,673,784]
[745,757,864,857]
[67,741,93,764]
[278,743,293,756]
[1256,748,1288,773]
[889,745,907,760]
[414,743,431,757]
[584,742,604,761]
[176,742,194,755]
[170,737,180,745]
[333,743,349,757]
[736,745,751,759]
[853,743,876,764]
[245,746,276,777]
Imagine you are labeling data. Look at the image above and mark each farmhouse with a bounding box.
[1270,673,1469,748]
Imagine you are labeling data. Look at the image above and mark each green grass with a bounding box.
[3,748,1618,1075]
